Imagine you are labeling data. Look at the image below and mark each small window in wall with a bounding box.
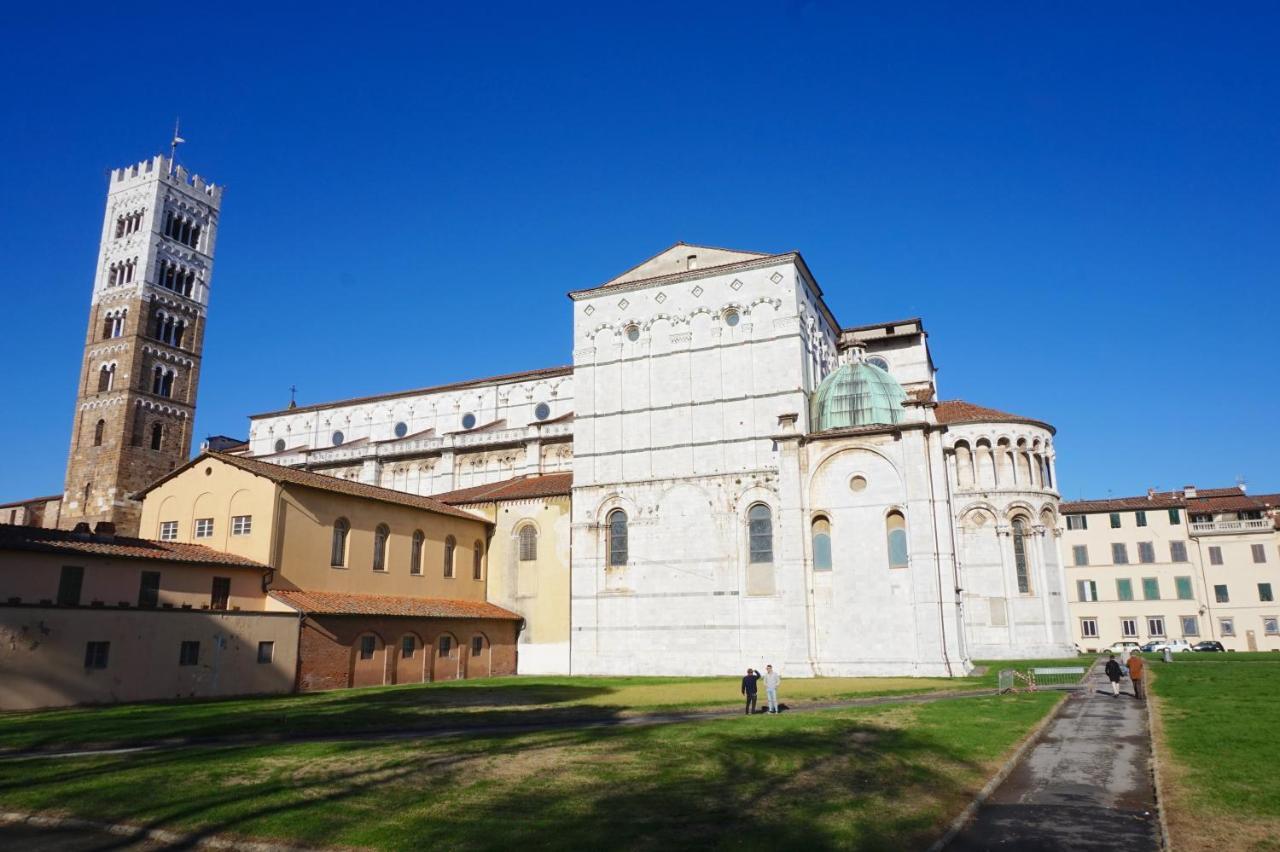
[887,511,909,570]
[1147,617,1166,637]
[1264,617,1279,636]
[1116,578,1134,601]
[210,577,230,611]
[1080,618,1099,638]
[1121,618,1138,638]
[461,413,477,430]
[471,636,484,656]
[160,521,178,541]
[410,530,424,575]
[723,310,740,327]
[179,641,200,666]
[1112,543,1129,565]
[1135,510,1148,527]
[443,535,456,578]
[1168,508,1181,524]
[138,571,160,608]
[865,355,889,371]
[1175,576,1194,599]
[401,636,416,659]
[372,524,390,571]
[194,518,213,538]
[331,518,350,567]
[811,517,832,571]
[1011,518,1029,592]
[150,423,164,451]
[438,635,453,656]
[232,515,252,536]
[84,641,110,669]
[1170,541,1187,562]
[1072,545,1089,566]
[1142,577,1160,600]
[1208,546,1223,566]
[535,402,551,421]
[1219,618,1235,637]
[473,541,484,580]
[625,324,640,341]
[274,439,286,453]
[1066,515,1087,531]
[359,635,376,660]
[1252,544,1267,564]
[1214,584,1229,603]
[1077,580,1098,602]
[331,431,344,447]
[1138,542,1155,564]
[748,504,773,564]
[57,565,84,606]
[394,421,408,438]
[1110,513,1122,529]
[518,525,538,561]
[1180,616,1199,637]
[93,419,105,447]
[1261,583,1275,603]
[257,641,274,663]
[607,509,628,566]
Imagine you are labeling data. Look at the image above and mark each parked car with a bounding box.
[1108,641,1140,655]
[1150,639,1194,653]
[1139,641,1164,653]
[1192,641,1226,652]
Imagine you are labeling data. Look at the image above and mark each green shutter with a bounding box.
[1116,578,1133,601]
[1143,578,1160,600]
[1175,576,1193,600]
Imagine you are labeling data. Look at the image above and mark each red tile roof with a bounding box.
[269,589,522,620]
[933,400,1055,433]
[1060,494,1184,513]
[1061,486,1280,515]
[0,523,268,569]
[0,494,62,509]
[435,472,574,505]
[135,452,490,525]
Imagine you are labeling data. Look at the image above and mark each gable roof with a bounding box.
[1061,486,1280,515]
[135,452,489,525]
[434,472,573,505]
[593,242,771,290]
[934,400,1055,434]
[570,247,802,299]
[0,523,268,569]
[269,589,522,620]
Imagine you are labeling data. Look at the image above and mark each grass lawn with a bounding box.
[0,693,1062,851]
[1149,655,1280,851]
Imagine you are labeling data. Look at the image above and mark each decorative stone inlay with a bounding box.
[730,278,743,291]
[691,285,704,297]
[770,271,783,284]
[654,292,667,303]
[618,298,629,310]
[584,305,595,316]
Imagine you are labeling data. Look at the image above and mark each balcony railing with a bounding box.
[1189,518,1272,535]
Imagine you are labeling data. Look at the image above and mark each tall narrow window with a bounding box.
[138,571,160,607]
[1011,518,1030,593]
[518,525,538,561]
[748,504,773,564]
[811,516,832,571]
[210,577,230,611]
[372,524,389,571]
[443,535,456,578]
[886,511,908,569]
[97,364,113,393]
[410,530,424,575]
[93,419,105,447]
[607,509,628,566]
[331,518,349,567]
[57,566,84,606]
[150,422,163,451]
[473,540,484,580]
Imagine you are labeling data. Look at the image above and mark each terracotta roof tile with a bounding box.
[933,400,1055,433]
[0,494,62,509]
[1060,495,1184,513]
[0,523,268,569]
[269,589,522,620]
[1060,485,1276,515]
[135,452,490,525]
[435,473,573,505]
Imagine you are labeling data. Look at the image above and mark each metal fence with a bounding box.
[998,665,1088,694]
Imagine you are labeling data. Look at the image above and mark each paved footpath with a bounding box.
[948,666,1159,851]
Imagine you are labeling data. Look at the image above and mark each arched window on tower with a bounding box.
[811,516,832,571]
[150,422,163,451]
[330,518,350,567]
[173,320,185,348]
[1012,518,1031,594]
[518,525,538,561]
[607,509,628,566]
[93,419,105,447]
[97,364,114,393]
[160,370,174,398]
[886,511,908,569]
[372,524,389,571]
[748,504,773,564]
[152,366,164,395]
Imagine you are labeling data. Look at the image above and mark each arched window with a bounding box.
[518,525,538,561]
[812,516,832,571]
[748,504,773,564]
[93,419,105,447]
[150,422,163,451]
[1012,518,1031,594]
[331,518,349,567]
[273,438,286,453]
[886,511,908,569]
[607,509,628,566]
[372,524,389,571]
[443,535,456,578]
[102,316,114,339]
[152,366,164,394]
[410,530,424,575]
[161,370,174,398]
[97,364,114,393]
[473,540,484,580]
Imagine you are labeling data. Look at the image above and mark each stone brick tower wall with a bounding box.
[60,155,223,536]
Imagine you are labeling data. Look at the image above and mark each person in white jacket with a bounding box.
[763,665,781,714]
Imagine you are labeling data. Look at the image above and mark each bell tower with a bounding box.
[60,154,224,536]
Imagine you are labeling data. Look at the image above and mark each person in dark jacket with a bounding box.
[741,668,761,715]
[1104,654,1124,697]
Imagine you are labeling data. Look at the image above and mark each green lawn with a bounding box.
[1150,655,1280,851]
[0,693,1062,851]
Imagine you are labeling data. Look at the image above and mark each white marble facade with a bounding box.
[246,243,1075,676]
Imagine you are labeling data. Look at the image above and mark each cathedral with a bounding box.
[243,244,1075,676]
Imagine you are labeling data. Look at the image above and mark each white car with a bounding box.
[1107,641,1140,655]
[1151,639,1194,653]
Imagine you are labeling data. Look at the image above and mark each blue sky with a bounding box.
[1,2,1277,503]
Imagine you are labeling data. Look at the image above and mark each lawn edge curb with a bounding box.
[924,676,1079,852]
[1144,669,1173,851]
[0,811,315,851]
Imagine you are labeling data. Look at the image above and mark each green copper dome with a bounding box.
[810,360,907,432]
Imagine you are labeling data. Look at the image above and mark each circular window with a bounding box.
[461,413,477,430]
[724,310,740,327]
[850,475,868,493]
[535,402,551,421]
[866,356,889,371]
[625,325,640,342]
[273,439,286,453]
[332,431,344,447]
[394,421,408,438]
[204,466,212,477]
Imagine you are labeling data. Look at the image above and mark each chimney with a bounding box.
[1183,485,1197,499]
[1147,488,1156,499]
[93,521,116,540]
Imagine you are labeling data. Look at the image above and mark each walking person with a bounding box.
[763,664,781,714]
[1104,654,1124,697]
[1126,651,1146,700]
[741,668,760,715]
